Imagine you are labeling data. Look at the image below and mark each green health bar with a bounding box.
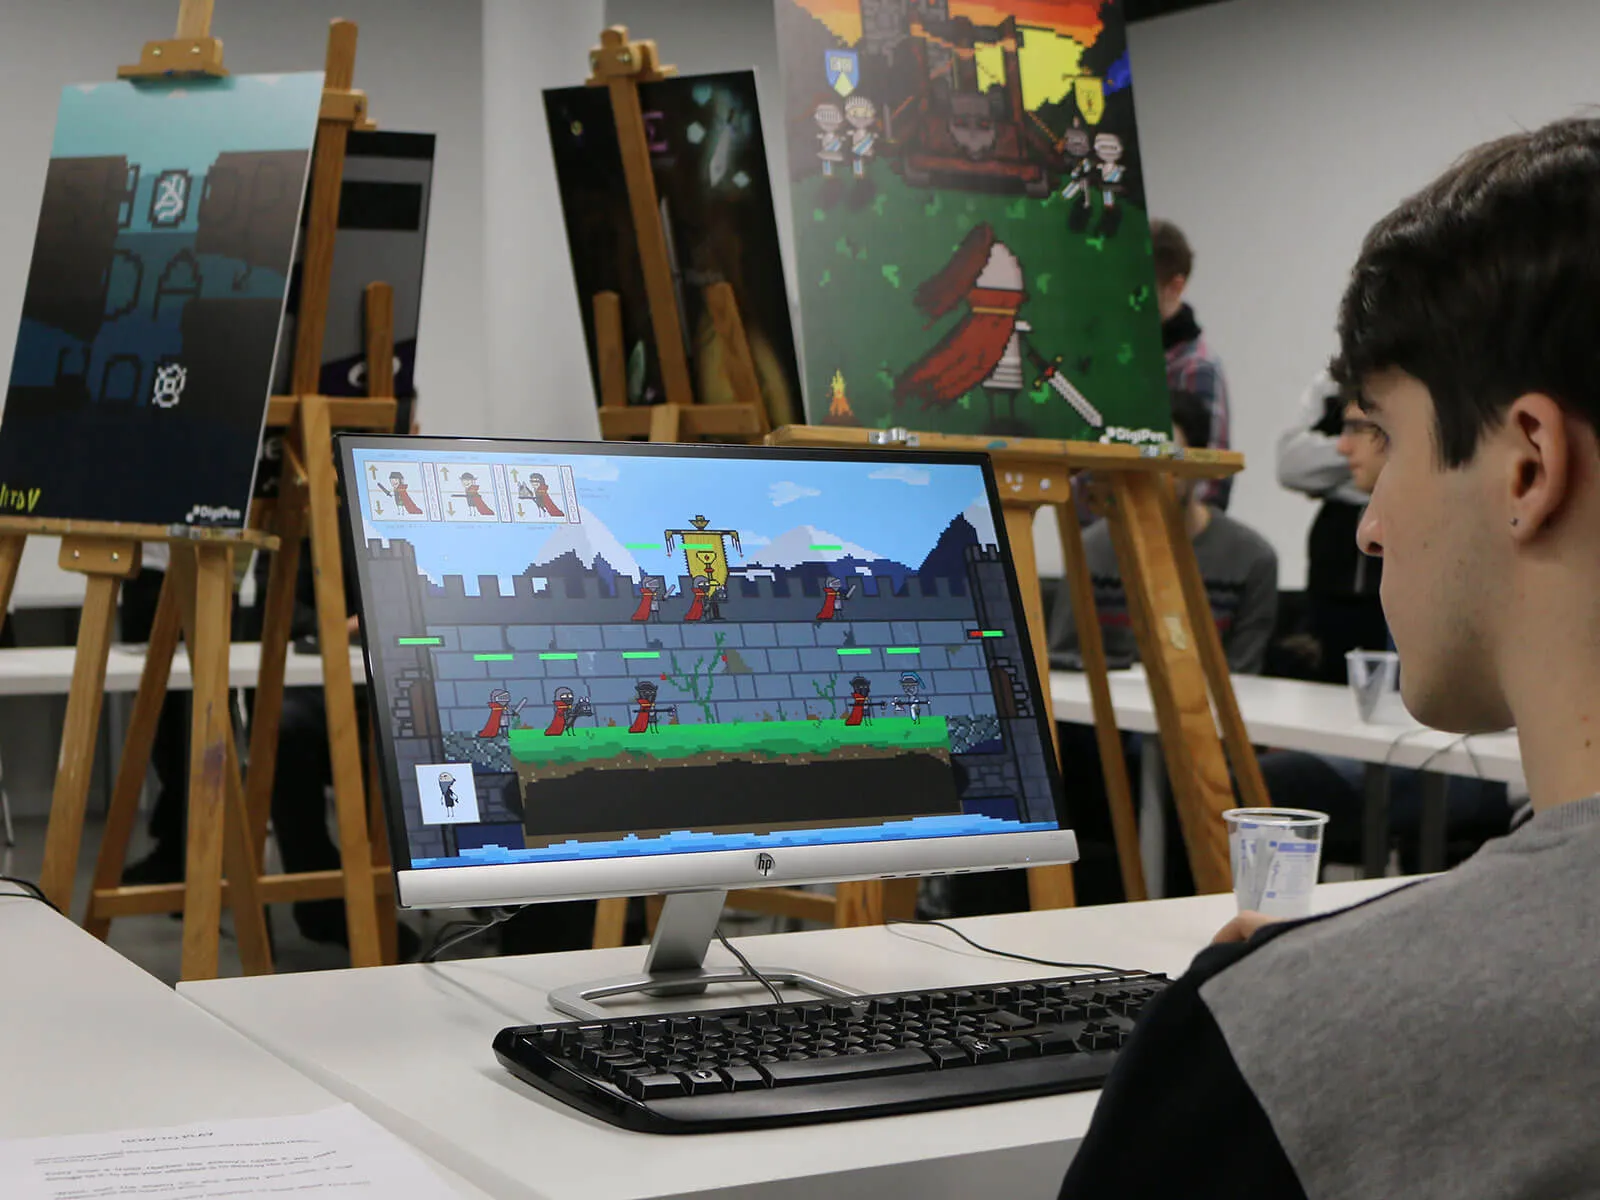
[397,637,442,647]
[809,544,843,551]
[621,651,662,660]
[885,647,921,655]
[836,648,872,656]
[539,652,581,661]
[474,653,515,662]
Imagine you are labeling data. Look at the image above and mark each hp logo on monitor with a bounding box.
[755,853,776,877]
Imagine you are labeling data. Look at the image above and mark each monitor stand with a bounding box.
[546,890,860,1021]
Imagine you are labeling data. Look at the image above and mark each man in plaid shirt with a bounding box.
[1152,219,1232,509]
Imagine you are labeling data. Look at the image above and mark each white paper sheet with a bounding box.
[0,1103,464,1198]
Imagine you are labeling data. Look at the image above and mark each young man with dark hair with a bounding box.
[1061,116,1600,1198]
[1050,389,1276,674]
[1150,218,1232,509]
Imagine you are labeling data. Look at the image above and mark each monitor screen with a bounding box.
[338,436,1075,906]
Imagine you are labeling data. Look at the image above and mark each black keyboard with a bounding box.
[493,970,1168,1133]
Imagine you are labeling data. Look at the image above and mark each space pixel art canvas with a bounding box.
[0,72,324,527]
[544,71,803,428]
[775,0,1171,444]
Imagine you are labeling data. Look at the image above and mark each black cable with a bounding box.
[422,906,523,963]
[0,875,59,913]
[886,918,1127,974]
[715,925,784,1006]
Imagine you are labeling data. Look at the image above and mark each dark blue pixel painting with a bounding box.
[0,73,324,526]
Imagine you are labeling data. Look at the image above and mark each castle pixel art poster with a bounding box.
[775,0,1171,443]
[0,73,325,527]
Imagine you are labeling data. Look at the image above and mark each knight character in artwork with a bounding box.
[478,688,527,738]
[384,471,424,514]
[458,471,495,516]
[519,472,565,518]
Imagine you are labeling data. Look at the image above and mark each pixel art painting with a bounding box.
[0,73,324,526]
[545,71,803,428]
[344,444,1062,871]
[775,0,1170,443]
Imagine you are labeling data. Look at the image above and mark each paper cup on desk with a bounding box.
[1346,650,1408,724]
[1223,808,1330,919]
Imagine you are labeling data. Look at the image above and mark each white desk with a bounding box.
[0,895,487,1196]
[0,642,364,696]
[1050,668,1522,782]
[1051,668,1522,877]
[181,877,1411,1200]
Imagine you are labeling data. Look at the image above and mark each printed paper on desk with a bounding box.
[0,1102,465,1198]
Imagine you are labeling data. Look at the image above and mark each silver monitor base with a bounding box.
[546,890,859,1022]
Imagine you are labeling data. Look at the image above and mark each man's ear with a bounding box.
[1505,393,1571,539]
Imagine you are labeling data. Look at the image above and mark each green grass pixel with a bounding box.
[510,717,950,768]
[796,171,1170,440]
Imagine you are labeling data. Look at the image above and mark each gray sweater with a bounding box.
[1063,796,1600,1198]
[1048,508,1279,674]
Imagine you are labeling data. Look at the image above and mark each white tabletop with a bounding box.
[0,895,487,1194]
[181,877,1412,1200]
[0,642,365,696]
[1051,668,1523,783]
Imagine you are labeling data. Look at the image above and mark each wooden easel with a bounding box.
[768,427,1272,900]
[586,27,771,445]
[580,26,896,947]
[0,0,280,981]
[80,10,399,973]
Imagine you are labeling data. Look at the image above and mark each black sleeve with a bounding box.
[1059,939,1308,1200]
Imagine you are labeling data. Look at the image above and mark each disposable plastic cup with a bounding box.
[1223,808,1330,919]
[1346,649,1408,724]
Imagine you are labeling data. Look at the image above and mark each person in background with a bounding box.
[1276,371,1388,681]
[1050,390,1278,675]
[1152,219,1232,510]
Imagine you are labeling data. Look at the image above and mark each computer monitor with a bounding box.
[337,435,1076,1013]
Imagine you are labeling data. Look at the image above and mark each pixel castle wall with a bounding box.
[365,539,1061,853]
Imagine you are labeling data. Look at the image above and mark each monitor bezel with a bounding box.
[334,433,1077,909]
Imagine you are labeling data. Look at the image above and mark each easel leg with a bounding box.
[1000,502,1075,911]
[592,898,629,949]
[1104,474,1233,893]
[0,533,24,638]
[1057,491,1146,902]
[245,469,307,857]
[835,881,885,927]
[85,572,182,940]
[38,564,127,913]
[1152,475,1271,809]
[300,394,383,968]
[649,405,682,443]
[173,545,272,979]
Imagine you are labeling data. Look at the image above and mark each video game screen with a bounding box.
[340,438,1066,871]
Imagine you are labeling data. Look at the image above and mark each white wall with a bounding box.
[0,0,488,441]
[482,0,604,439]
[1120,0,1600,588]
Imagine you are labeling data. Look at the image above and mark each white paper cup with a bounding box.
[1223,808,1330,919]
[1346,649,1408,724]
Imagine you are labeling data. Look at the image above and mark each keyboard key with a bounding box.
[720,1064,767,1091]
[995,1036,1041,1060]
[758,1047,934,1087]
[624,1073,687,1100]
[927,1044,971,1069]
[1030,1029,1083,1055]
[957,1037,1005,1065]
[679,1067,729,1095]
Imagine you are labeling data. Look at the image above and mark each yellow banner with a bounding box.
[1075,76,1105,125]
